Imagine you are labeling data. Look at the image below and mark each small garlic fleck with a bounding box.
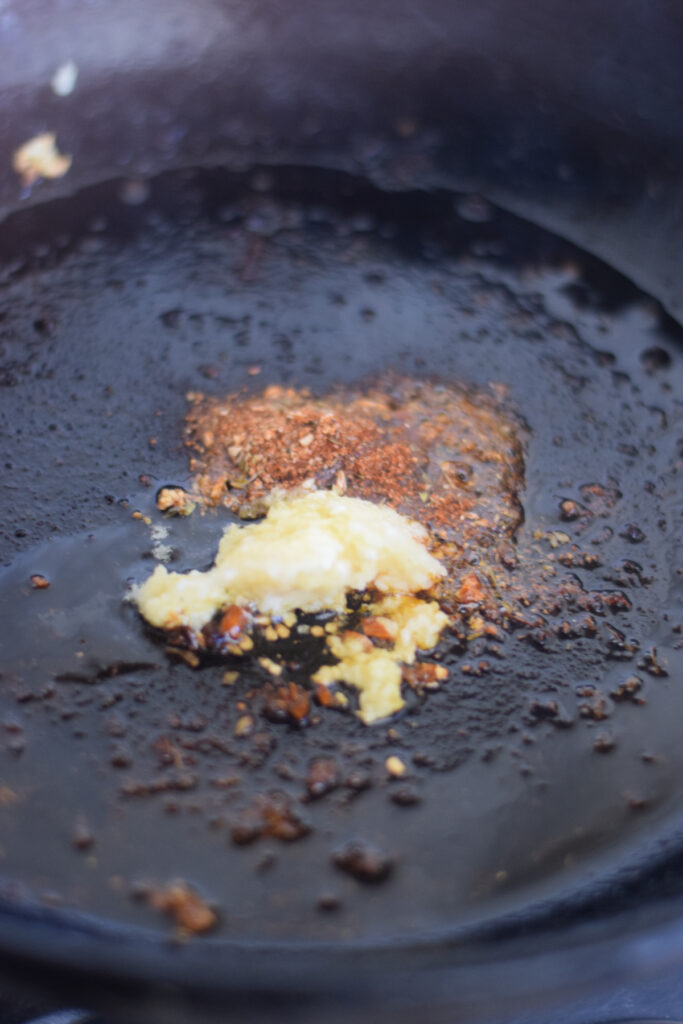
[13,132,72,186]
[386,756,407,778]
[234,715,254,737]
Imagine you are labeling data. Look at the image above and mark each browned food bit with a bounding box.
[639,647,668,677]
[578,692,611,721]
[144,880,218,935]
[559,499,583,521]
[260,791,311,841]
[593,732,616,754]
[557,550,603,569]
[30,574,50,590]
[390,784,422,806]
[610,675,645,704]
[528,699,574,728]
[153,735,184,769]
[156,486,195,516]
[333,840,394,883]
[314,683,337,708]
[71,817,94,851]
[305,757,340,800]
[217,605,251,640]
[231,791,311,845]
[262,682,310,724]
[402,663,449,690]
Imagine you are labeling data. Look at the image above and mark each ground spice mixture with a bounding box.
[185,374,523,541]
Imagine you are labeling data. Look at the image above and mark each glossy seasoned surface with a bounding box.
[0,168,681,948]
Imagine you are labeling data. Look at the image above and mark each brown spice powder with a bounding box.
[185,374,524,559]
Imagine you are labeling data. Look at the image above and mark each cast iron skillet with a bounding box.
[0,1,682,1021]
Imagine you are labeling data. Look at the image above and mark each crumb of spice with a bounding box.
[30,574,50,590]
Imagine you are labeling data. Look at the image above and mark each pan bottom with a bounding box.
[0,166,681,947]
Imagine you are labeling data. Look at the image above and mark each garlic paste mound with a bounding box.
[134,491,449,723]
[136,490,445,630]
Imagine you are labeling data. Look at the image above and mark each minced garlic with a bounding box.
[12,132,72,187]
[313,598,448,724]
[370,595,449,662]
[134,490,445,631]
[134,489,449,725]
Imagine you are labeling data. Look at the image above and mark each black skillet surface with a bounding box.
[0,165,681,964]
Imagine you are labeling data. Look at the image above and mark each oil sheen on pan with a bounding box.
[0,166,681,946]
